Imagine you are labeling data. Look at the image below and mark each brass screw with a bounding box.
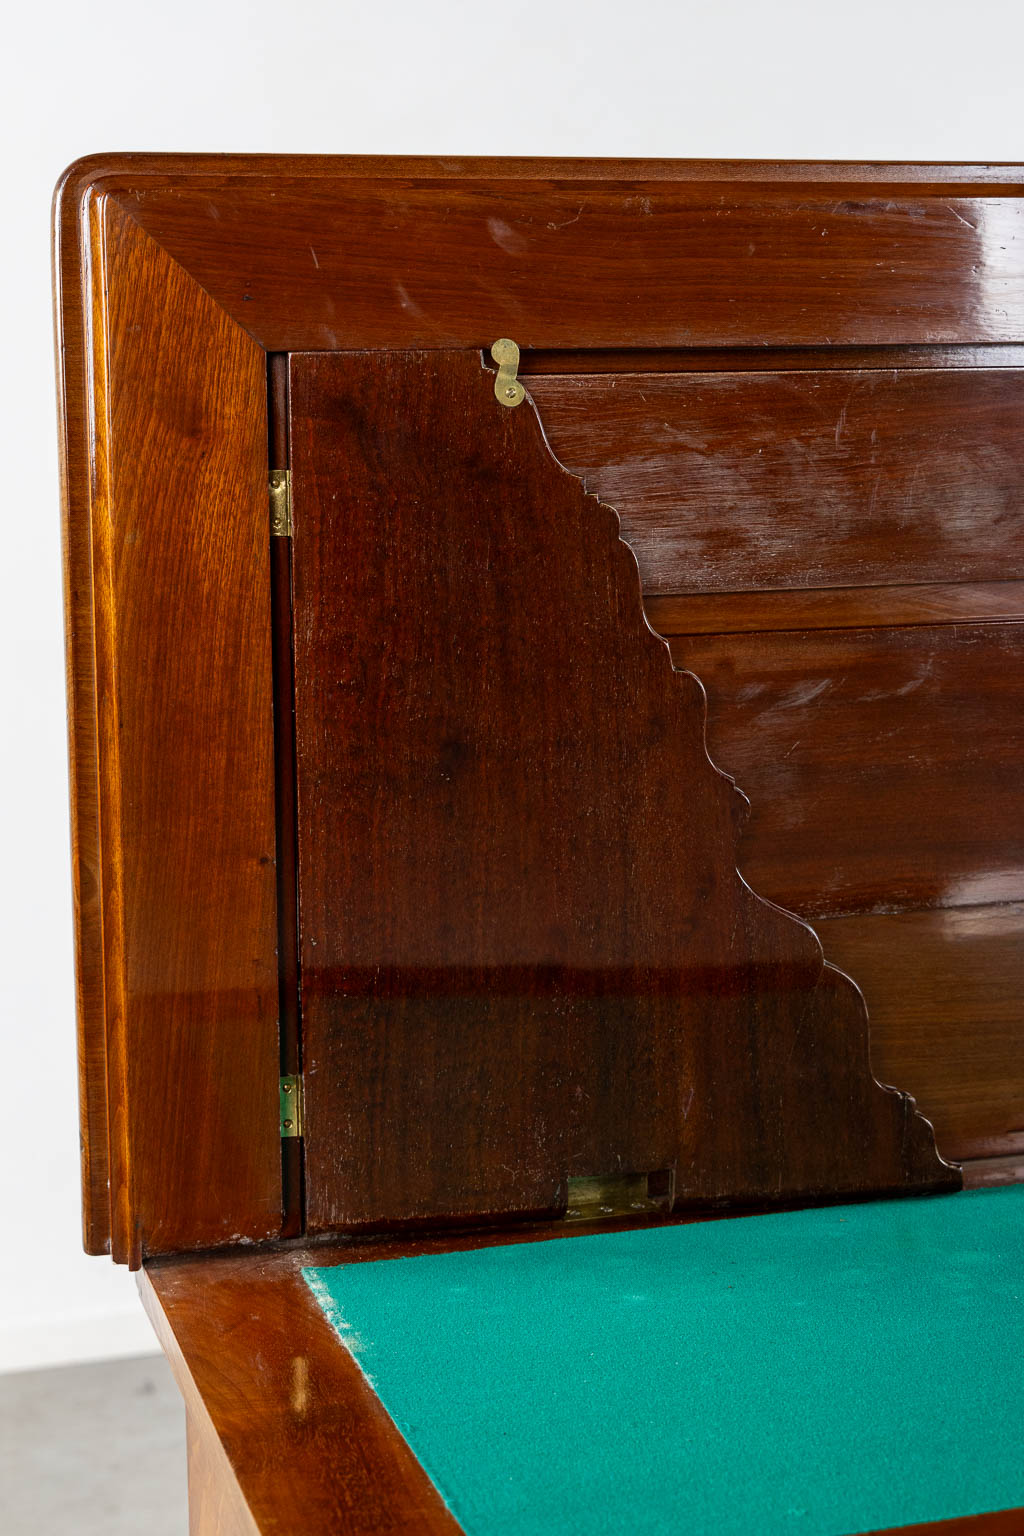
[283,1118,293,1130]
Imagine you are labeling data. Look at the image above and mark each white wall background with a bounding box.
[2,0,1023,1374]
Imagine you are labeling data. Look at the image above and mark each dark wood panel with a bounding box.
[672,623,1024,920]
[528,370,1024,596]
[56,157,1024,353]
[817,905,1024,1163]
[290,349,953,1235]
[83,201,282,1262]
[646,581,1024,635]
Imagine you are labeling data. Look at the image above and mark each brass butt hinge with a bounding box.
[269,469,293,537]
[279,1074,304,1138]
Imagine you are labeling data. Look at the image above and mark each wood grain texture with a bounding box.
[289,349,953,1233]
[645,582,1024,635]
[817,905,1024,1163]
[143,1237,1023,1536]
[140,1253,462,1536]
[527,369,1024,596]
[671,623,1024,921]
[186,1407,261,1536]
[56,156,1024,355]
[53,147,111,1252]
[64,196,282,1263]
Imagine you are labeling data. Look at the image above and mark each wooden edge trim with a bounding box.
[140,1257,462,1535]
[52,153,1024,191]
[53,160,111,1253]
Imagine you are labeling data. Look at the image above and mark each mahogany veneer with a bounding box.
[53,155,1024,1536]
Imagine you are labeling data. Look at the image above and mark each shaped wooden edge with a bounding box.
[56,153,999,1260]
[140,1237,1022,1536]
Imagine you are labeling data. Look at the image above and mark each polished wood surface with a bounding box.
[528,369,1024,596]
[525,364,1024,1167]
[141,1246,461,1536]
[55,194,282,1263]
[57,156,1024,355]
[817,905,1024,1162]
[143,1236,1024,1536]
[55,156,1024,1261]
[673,623,1024,919]
[289,348,952,1232]
[645,582,1024,636]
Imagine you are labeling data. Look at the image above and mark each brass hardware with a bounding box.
[490,338,526,408]
[269,469,293,537]
[280,1074,304,1138]
[565,1170,674,1223]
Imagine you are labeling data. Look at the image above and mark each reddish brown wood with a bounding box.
[646,582,1024,635]
[57,195,282,1263]
[288,349,953,1233]
[816,905,1024,1163]
[57,157,1024,358]
[672,623,1024,920]
[141,1250,461,1536]
[527,369,1024,596]
[56,154,1024,1260]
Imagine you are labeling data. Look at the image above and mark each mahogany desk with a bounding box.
[54,156,1024,1534]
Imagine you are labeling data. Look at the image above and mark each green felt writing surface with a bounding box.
[305,1187,1024,1536]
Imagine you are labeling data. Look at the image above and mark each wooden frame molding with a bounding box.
[55,156,1024,1262]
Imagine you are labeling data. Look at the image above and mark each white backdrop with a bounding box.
[2,0,1022,1374]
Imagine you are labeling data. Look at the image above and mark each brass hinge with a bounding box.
[269,469,293,537]
[279,1074,304,1138]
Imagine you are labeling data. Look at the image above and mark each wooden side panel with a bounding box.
[817,905,1024,1163]
[527,370,1024,596]
[289,350,953,1234]
[86,202,281,1261]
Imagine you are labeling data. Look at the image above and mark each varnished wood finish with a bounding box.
[289,349,952,1232]
[672,623,1024,921]
[55,194,282,1262]
[62,157,1024,353]
[527,369,1024,596]
[143,1238,1024,1536]
[817,906,1024,1163]
[645,582,1024,636]
[141,1249,462,1536]
[56,155,1024,1254]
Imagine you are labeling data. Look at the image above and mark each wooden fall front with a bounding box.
[54,156,1024,1535]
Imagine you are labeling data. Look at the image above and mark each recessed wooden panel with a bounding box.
[668,623,1024,920]
[817,905,1024,1163]
[527,369,1024,596]
[289,349,952,1235]
[67,199,282,1262]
